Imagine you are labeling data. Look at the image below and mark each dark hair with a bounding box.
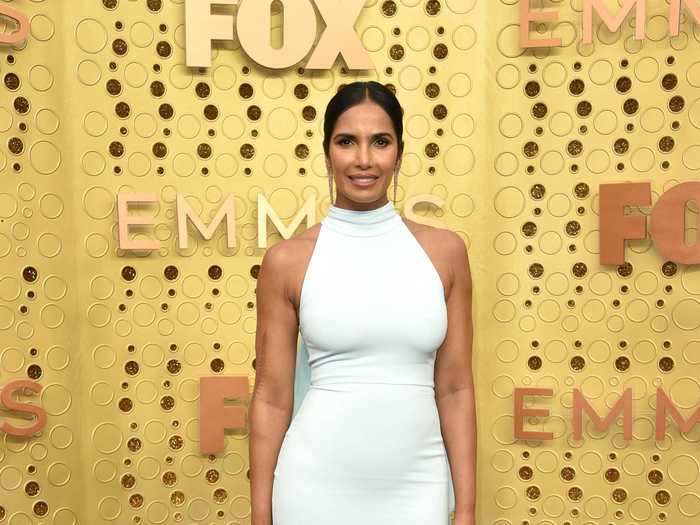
[322,81,404,159]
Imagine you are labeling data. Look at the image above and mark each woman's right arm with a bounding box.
[249,242,300,525]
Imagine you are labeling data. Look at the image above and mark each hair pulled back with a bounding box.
[322,81,404,159]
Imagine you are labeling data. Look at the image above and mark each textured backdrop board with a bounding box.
[1,0,700,523]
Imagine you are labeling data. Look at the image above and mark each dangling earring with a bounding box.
[392,170,399,207]
[328,172,334,204]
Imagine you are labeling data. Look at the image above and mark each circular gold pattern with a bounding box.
[8,137,24,154]
[568,486,583,501]
[197,82,211,98]
[213,488,228,503]
[302,105,316,121]
[238,82,253,98]
[125,360,139,375]
[206,469,220,483]
[4,72,20,90]
[211,358,225,372]
[389,44,405,61]
[425,83,440,98]
[169,435,184,450]
[163,265,179,280]
[527,355,542,370]
[526,486,541,500]
[524,81,540,97]
[119,397,133,412]
[122,473,136,489]
[204,104,218,120]
[661,73,677,90]
[648,469,663,484]
[159,103,174,119]
[605,468,620,482]
[529,263,543,278]
[658,136,674,152]
[576,100,592,117]
[112,38,128,55]
[23,266,38,282]
[294,144,309,159]
[382,0,397,16]
[127,437,142,452]
[162,471,177,486]
[655,490,671,505]
[615,356,630,371]
[156,41,172,58]
[166,359,181,374]
[570,355,585,371]
[208,265,223,280]
[152,142,167,158]
[568,79,585,96]
[567,140,583,157]
[531,102,547,119]
[519,466,533,480]
[150,80,165,97]
[294,83,309,99]
[426,0,441,15]
[617,262,633,277]
[661,261,677,277]
[241,144,255,159]
[25,481,40,496]
[623,98,638,115]
[561,466,576,481]
[246,105,261,121]
[160,396,175,410]
[530,184,545,199]
[572,262,587,277]
[129,493,143,508]
[197,143,212,159]
[122,266,136,281]
[433,44,448,60]
[433,104,447,119]
[33,501,48,517]
[616,76,632,93]
[658,356,674,372]
[107,78,122,95]
[425,143,439,158]
[14,96,30,114]
[614,138,629,155]
[566,221,581,236]
[612,488,627,503]
[522,222,537,237]
[115,101,130,118]
[147,0,163,11]
[171,490,185,505]
[668,95,684,112]
[523,141,539,158]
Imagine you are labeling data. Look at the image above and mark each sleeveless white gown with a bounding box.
[272,200,453,524]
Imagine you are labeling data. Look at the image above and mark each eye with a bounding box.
[375,137,389,146]
[338,137,352,145]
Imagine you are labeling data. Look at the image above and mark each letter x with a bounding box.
[306,0,374,70]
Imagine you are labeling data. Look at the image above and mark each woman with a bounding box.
[249,81,476,525]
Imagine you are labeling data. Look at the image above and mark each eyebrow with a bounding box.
[333,132,393,141]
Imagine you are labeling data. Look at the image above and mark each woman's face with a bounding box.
[325,99,401,209]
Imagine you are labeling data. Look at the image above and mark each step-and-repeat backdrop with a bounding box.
[1,0,700,523]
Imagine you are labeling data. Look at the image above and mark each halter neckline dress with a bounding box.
[272,200,453,524]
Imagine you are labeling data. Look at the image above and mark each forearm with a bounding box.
[249,394,293,525]
[436,385,477,518]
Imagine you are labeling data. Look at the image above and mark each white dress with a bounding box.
[272,200,451,524]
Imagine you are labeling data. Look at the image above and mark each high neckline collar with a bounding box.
[322,200,401,237]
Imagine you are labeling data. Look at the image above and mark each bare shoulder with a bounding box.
[261,223,321,308]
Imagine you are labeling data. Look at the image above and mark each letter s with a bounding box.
[0,379,47,437]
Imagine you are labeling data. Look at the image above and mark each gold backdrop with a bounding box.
[1,0,700,523]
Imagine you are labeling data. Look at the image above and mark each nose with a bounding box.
[356,141,372,169]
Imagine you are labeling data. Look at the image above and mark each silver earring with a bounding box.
[328,172,334,204]
[392,170,398,207]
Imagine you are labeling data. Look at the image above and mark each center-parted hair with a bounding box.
[322,81,405,159]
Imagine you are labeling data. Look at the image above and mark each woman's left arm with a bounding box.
[434,231,476,525]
